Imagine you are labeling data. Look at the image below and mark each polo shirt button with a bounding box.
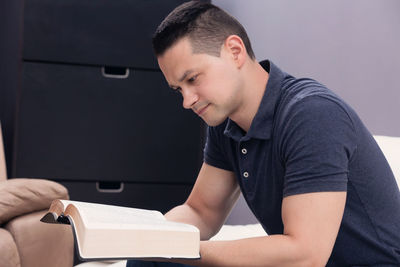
[243,172,249,178]
[241,148,247,154]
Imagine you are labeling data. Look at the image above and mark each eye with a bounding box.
[188,75,198,83]
[171,87,182,94]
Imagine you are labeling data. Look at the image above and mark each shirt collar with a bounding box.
[224,60,287,141]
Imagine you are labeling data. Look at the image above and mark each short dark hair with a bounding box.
[152,1,255,60]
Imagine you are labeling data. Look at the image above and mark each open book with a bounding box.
[41,200,200,260]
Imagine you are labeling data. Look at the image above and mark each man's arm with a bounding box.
[164,163,346,266]
[165,162,241,240]
[177,191,346,267]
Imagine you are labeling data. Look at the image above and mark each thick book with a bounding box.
[41,200,200,260]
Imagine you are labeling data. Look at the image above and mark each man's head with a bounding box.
[152,1,255,60]
[154,1,261,127]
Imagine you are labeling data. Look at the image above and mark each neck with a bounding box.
[230,60,269,132]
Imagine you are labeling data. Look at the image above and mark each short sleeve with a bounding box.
[203,125,233,171]
[281,96,358,197]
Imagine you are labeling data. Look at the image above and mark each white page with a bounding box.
[60,200,198,232]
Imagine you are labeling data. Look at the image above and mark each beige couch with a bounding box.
[0,124,74,267]
[374,135,400,187]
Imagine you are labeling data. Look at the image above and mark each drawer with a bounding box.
[14,61,205,183]
[59,181,193,213]
[23,0,188,68]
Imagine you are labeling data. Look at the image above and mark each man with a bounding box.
[128,1,400,266]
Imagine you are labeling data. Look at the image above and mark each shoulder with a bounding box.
[278,94,357,140]
[274,91,358,164]
[276,77,357,133]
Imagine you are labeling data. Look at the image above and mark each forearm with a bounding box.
[164,203,221,240]
[177,235,322,267]
[164,163,240,240]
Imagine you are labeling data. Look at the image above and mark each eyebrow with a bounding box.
[178,69,195,82]
[169,69,196,89]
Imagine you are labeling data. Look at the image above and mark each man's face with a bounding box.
[157,37,243,126]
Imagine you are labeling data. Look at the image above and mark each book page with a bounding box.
[61,200,162,218]
[62,200,198,232]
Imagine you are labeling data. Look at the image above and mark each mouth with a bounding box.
[194,103,210,116]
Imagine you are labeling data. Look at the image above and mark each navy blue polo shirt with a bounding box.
[204,60,400,266]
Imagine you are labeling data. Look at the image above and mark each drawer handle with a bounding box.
[96,181,124,193]
[101,66,129,79]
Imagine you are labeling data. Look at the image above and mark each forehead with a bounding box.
[157,38,203,80]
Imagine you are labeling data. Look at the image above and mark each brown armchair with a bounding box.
[0,123,74,267]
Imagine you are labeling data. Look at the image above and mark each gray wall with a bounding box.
[213,0,400,224]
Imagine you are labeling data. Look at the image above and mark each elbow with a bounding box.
[200,222,224,241]
[295,248,330,267]
[302,257,328,267]
[291,255,327,267]
[289,240,331,267]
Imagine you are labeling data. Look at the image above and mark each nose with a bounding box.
[181,88,198,109]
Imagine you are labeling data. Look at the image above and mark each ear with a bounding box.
[223,35,247,68]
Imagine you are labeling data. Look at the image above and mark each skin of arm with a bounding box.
[165,162,241,240]
[165,162,346,267]
[191,191,347,267]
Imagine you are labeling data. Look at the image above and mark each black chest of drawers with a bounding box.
[4,0,206,213]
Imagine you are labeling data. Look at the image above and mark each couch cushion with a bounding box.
[0,228,21,267]
[374,135,400,188]
[210,223,266,241]
[0,179,69,224]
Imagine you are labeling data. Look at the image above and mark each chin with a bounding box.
[202,116,227,127]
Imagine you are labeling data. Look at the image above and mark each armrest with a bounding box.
[0,178,69,224]
[5,210,74,267]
